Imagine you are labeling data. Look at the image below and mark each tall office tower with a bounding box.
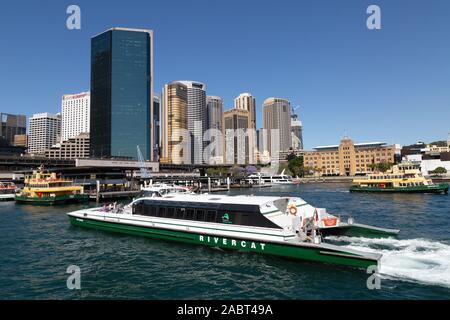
[0,113,26,145]
[152,95,160,162]
[223,108,250,164]
[234,93,256,129]
[206,96,224,163]
[28,113,61,154]
[262,98,292,157]
[161,82,188,164]
[90,28,153,160]
[290,107,303,150]
[177,81,207,164]
[61,92,90,142]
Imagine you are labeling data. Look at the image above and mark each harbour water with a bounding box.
[1,183,449,299]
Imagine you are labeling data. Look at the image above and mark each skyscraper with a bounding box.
[178,81,207,164]
[223,108,250,164]
[61,92,90,142]
[161,82,188,164]
[206,96,224,163]
[0,113,26,145]
[90,28,153,160]
[152,94,160,162]
[262,98,292,157]
[234,93,256,129]
[290,107,303,150]
[28,113,61,154]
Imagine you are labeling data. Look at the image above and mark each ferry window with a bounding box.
[159,207,167,217]
[175,207,185,219]
[196,209,205,221]
[167,207,174,218]
[150,206,157,216]
[144,203,152,215]
[186,209,195,220]
[206,210,216,222]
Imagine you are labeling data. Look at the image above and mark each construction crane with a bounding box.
[136,145,150,179]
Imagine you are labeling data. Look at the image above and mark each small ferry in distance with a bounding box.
[0,182,18,201]
[350,162,449,194]
[67,192,399,270]
[248,169,294,185]
[15,167,89,205]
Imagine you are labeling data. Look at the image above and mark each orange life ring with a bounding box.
[289,205,297,215]
[322,217,338,227]
[37,192,43,198]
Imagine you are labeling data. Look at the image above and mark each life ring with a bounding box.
[288,205,297,215]
[37,192,43,198]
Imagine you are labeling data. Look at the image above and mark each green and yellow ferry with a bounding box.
[67,189,399,270]
[350,162,449,194]
[15,169,89,205]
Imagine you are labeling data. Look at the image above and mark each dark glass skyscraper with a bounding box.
[90,28,153,160]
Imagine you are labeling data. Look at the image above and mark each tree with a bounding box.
[287,156,304,177]
[431,167,447,175]
[377,162,393,173]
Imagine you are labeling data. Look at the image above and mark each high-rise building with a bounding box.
[90,27,153,160]
[28,113,61,154]
[0,113,26,145]
[161,82,188,164]
[61,92,90,142]
[262,98,292,157]
[152,95,160,162]
[234,93,256,129]
[206,96,224,163]
[290,107,303,150]
[177,81,207,164]
[223,108,250,164]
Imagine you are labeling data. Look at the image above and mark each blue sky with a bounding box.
[1,0,449,149]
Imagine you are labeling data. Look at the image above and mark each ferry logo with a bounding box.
[221,213,232,224]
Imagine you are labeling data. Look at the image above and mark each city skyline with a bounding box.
[1,1,450,149]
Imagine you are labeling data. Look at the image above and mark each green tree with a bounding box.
[377,162,393,173]
[288,156,304,177]
[431,167,447,175]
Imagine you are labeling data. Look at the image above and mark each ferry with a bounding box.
[0,182,18,201]
[350,162,449,194]
[248,169,294,185]
[67,191,399,270]
[15,168,89,205]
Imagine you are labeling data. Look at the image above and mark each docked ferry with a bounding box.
[15,169,89,205]
[67,189,399,270]
[248,170,294,185]
[350,162,449,194]
[0,182,18,201]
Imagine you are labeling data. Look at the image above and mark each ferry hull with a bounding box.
[69,216,379,270]
[16,194,89,205]
[349,183,449,194]
[320,223,399,238]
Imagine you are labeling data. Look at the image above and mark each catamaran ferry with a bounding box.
[248,170,294,185]
[67,186,399,269]
[0,182,18,201]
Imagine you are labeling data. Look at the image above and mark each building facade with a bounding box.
[262,98,292,157]
[223,108,250,164]
[234,93,256,130]
[45,133,90,159]
[178,81,207,165]
[90,28,153,160]
[161,82,188,164]
[303,137,396,176]
[28,113,61,155]
[61,92,90,142]
[0,113,26,145]
[152,95,160,162]
[290,108,303,150]
[206,96,224,163]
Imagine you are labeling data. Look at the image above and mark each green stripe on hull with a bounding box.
[350,183,449,194]
[69,216,378,270]
[16,194,89,205]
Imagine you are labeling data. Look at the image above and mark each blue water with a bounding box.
[1,183,449,299]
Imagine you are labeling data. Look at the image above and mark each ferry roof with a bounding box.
[140,193,288,206]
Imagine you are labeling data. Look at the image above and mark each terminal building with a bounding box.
[303,137,396,176]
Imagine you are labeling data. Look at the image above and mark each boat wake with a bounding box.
[326,236,450,288]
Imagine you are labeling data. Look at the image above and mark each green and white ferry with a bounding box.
[67,185,399,270]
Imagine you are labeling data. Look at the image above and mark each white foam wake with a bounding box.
[326,236,450,288]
